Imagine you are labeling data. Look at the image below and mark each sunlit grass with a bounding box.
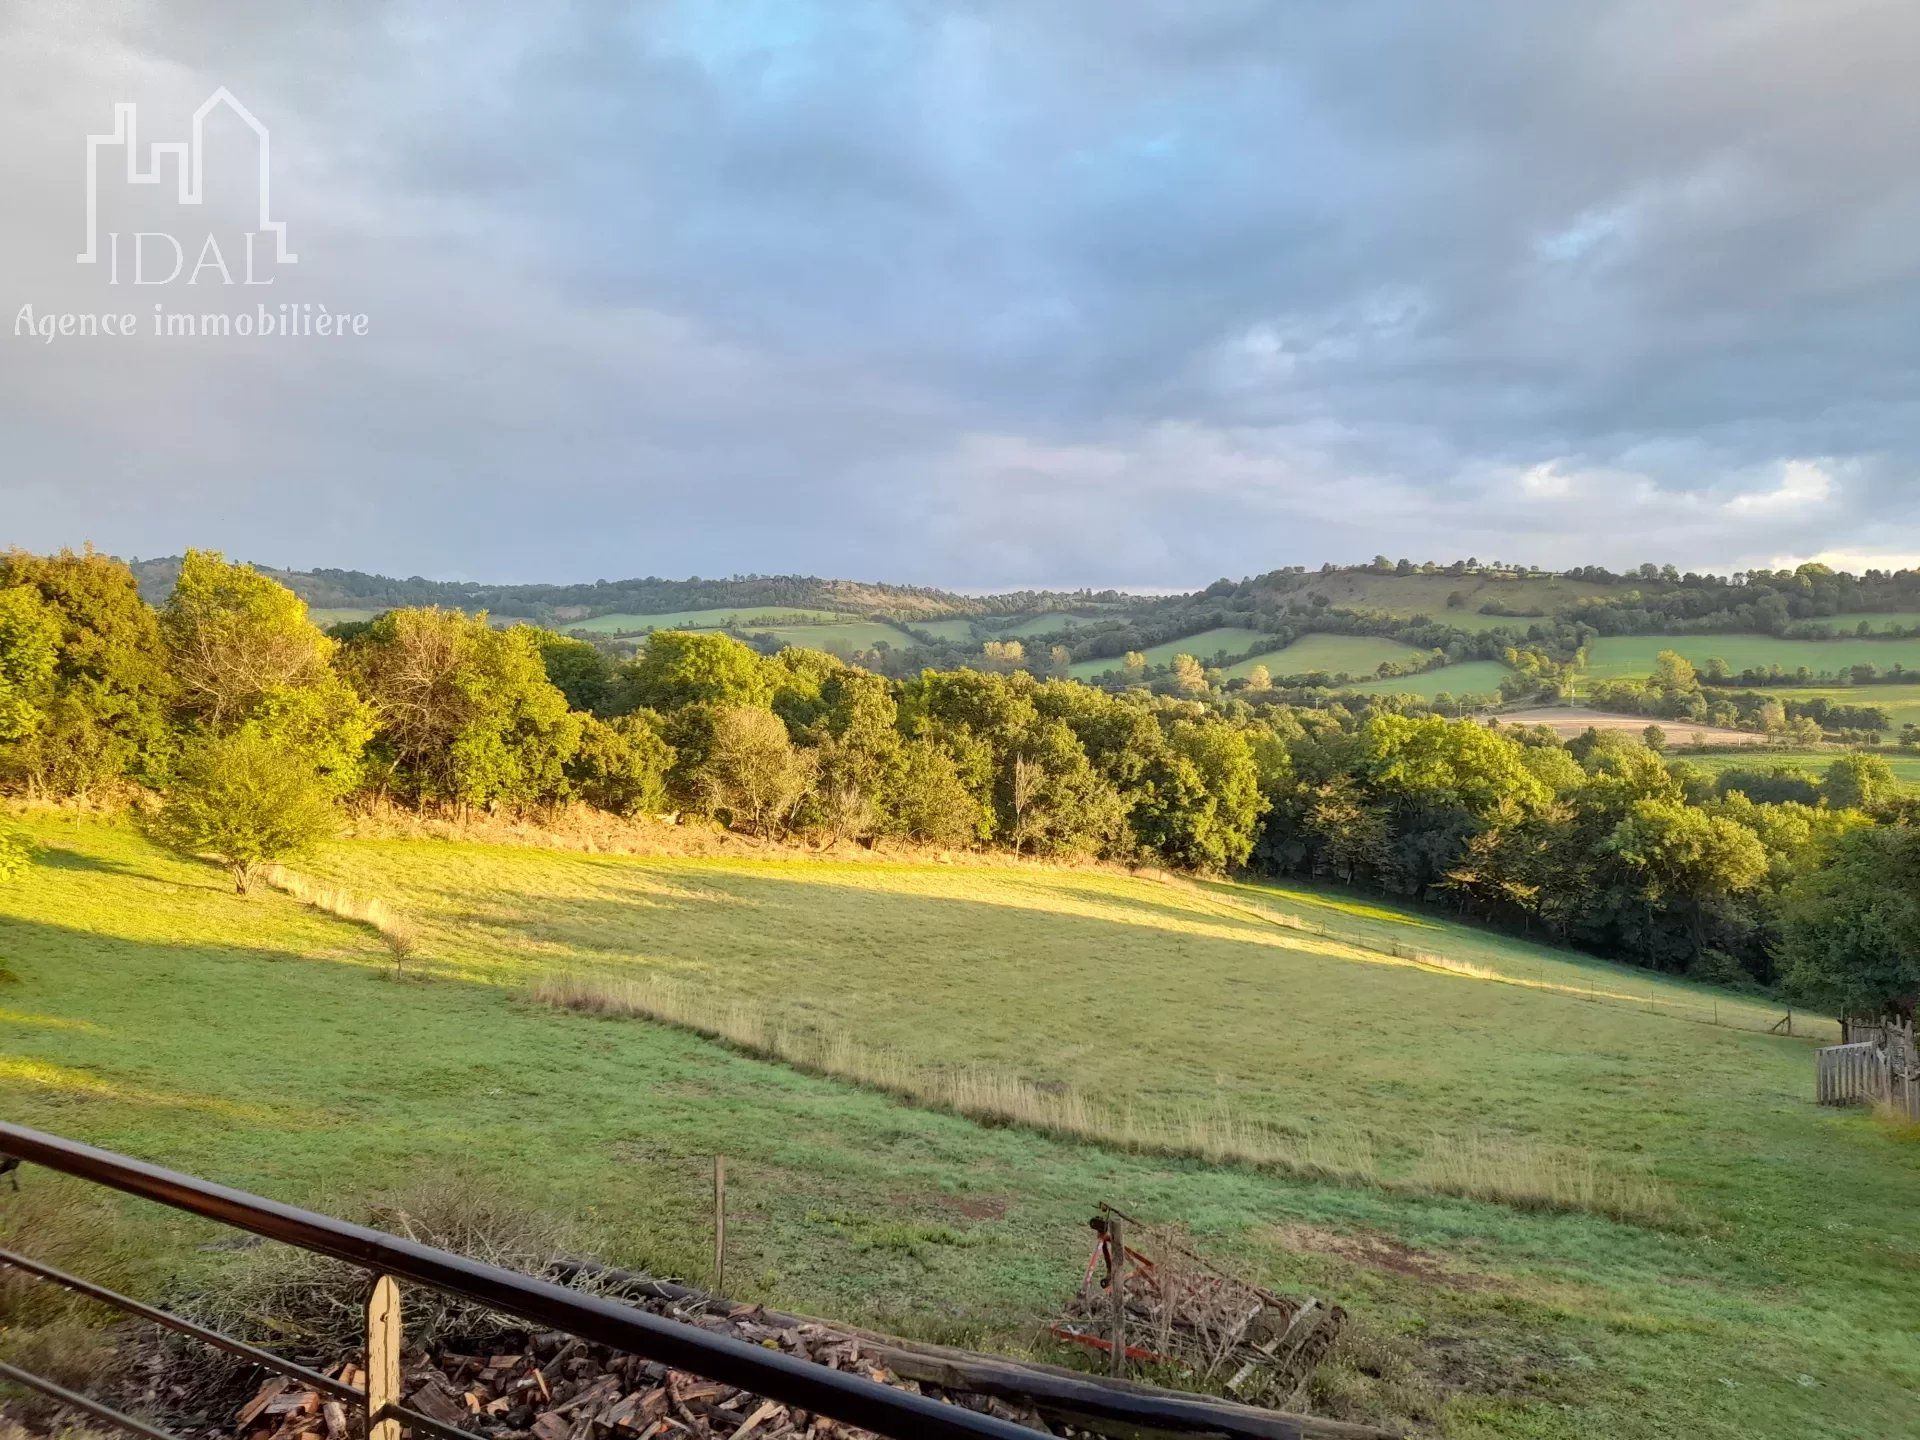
[3,815,1918,1439]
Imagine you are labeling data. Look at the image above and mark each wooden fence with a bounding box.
[1816,1042,1883,1105]
[1816,1031,1920,1119]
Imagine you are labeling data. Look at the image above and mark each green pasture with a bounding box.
[1580,634,1920,683]
[1338,660,1514,701]
[1292,573,1622,620]
[990,612,1111,639]
[905,618,979,643]
[1798,612,1920,634]
[3,817,1917,1438]
[568,607,851,635]
[755,620,916,655]
[1227,634,1433,681]
[307,607,382,627]
[1070,627,1271,679]
[1677,749,1920,792]
[1761,683,1920,733]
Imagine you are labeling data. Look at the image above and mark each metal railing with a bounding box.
[0,1122,1039,1440]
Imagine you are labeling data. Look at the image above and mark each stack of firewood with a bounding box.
[233,1309,1055,1440]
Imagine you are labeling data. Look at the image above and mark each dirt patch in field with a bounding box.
[1495,706,1770,745]
[1275,1223,1500,1291]
[890,1190,1011,1220]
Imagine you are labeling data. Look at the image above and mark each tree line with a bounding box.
[2,547,1914,1019]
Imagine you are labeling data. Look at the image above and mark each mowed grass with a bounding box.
[1226,634,1433,681]
[568,607,851,635]
[1339,661,1514,701]
[1070,627,1271,679]
[6,819,1919,1437]
[1581,634,1920,683]
[1678,749,1920,792]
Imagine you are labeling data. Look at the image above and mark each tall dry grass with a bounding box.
[532,971,1682,1227]
[261,864,419,967]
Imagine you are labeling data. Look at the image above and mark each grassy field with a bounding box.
[568,607,852,635]
[1280,573,1627,620]
[1226,634,1433,681]
[755,620,917,655]
[1339,661,1514,701]
[907,617,980,642]
[991,612,1112,638]
[1800,612,1920,634]
[1070,627,1272,679]
[308,607,383,627]
[1678,749,1920,791]
[1581,634,1920,683]
[1760,683,1920,733]
[4,816,1917,1438]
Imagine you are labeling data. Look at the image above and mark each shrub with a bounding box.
[149,729,337,892]
[0,826,34,883]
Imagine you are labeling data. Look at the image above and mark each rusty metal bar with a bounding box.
[0,1244,359,1403]
[0,1358,187,1440]
[0,1123,1040,1440]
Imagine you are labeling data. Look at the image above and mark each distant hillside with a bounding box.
[125,556,1141,624]
[117,554,1920,701]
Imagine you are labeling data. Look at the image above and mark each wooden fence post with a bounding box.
[366,1275,400,1440]
[713,1156,728,1294]
[1105,1216,1126,1377]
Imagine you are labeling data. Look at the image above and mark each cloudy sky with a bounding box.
[4,2,1919,590]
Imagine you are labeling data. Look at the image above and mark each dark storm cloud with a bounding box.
[3,1,1918,586]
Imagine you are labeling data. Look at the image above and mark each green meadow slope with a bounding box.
[3,816,1917,1439]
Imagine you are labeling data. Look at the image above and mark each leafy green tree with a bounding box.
[1778,825,1920,1021]
[891,737,981,846]
[149,729,337,893]
[566,712,673,816]
[1822,752,1895,812]
[613,631,773,713]
[0,825,36,884]
[692,705,814,835]
[1300,775,1389,882]
[533,631,617,713]
[161,550,372,795]
[0,585,59,743]
[0,549,172,795]
[345,608,581,811]
[996,719,1128,858]
[1136,718,1266,871]
[1169,653,1208,695]
[1603,797,1769,955]
[793,665,904,841]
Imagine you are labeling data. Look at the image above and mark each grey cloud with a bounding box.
[3,0,1918,587]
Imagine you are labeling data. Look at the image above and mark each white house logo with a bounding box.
[14,88,368,342]
[78,88,293,284]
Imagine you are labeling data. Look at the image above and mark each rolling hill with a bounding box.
[5,816,1916,1439]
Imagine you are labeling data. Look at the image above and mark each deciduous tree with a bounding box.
[150,728,336,893]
